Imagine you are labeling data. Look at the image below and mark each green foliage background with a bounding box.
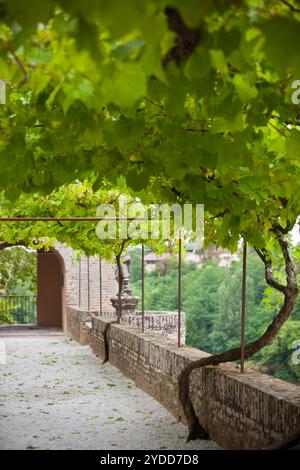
[0,246,37,323]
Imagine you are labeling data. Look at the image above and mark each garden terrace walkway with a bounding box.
[0,329,219,450]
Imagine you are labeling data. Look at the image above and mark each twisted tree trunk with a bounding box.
[102,241,126,364]
[267,427,300,450]
[178,236,299,442]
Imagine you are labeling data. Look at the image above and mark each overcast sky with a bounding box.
[291,221,300,244]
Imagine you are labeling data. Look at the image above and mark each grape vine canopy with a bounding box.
[0,0,300,446]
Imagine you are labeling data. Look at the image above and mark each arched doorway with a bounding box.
[37,248,65,329]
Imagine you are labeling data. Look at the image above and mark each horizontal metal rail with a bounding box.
[0,217,144,222]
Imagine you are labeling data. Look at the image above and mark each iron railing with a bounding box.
[0,295,37,324]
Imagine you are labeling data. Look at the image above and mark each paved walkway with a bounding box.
[0,331,219,450]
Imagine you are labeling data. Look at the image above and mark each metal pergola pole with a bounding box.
[178,237,182,348]
[78,255,82,309]
[240,240,247,373]
[141,245,145,333]
[87,256,90,312]
[99,256,103,316]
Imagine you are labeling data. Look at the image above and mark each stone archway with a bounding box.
[37,248,66,330]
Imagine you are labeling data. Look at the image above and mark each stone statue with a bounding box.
[115,254,132,295]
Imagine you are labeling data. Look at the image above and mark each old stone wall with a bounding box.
[86,316,300,450]
[127,311,185,343]
[65,306,92,345]
[66,306,185,344]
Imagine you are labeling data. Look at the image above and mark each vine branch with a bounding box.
[281,0,300,13]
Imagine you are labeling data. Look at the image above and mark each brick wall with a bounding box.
[87,316,300,450]
[55,243,118,314]
[65,306,93,345]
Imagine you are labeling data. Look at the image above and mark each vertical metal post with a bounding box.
[99,256,103,316]
[178,237,182,348]
[78,255,81,309]
[141,245,145,333]
[240,240,247,373]
[87,256,90,312]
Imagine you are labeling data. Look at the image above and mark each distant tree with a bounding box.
[0,247,37,296]
[183,261,224,352]
[253,320,300,384]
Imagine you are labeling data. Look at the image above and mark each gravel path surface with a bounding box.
[0,333,219,450]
